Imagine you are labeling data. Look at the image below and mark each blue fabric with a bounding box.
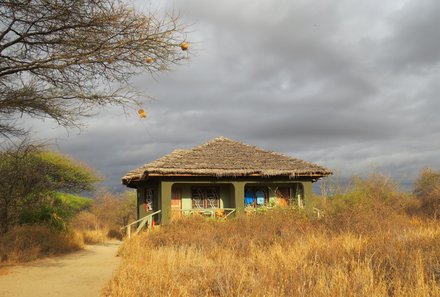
[245,197,254,205]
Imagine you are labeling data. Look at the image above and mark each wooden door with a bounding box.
[276,187,290,207]
[171,188,182,220]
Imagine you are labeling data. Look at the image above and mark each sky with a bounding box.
[26,0,440,191]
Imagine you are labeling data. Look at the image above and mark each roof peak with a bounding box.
[199,136,238,148]
[211,136,233,141]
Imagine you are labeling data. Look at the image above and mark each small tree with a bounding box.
[91,190,136,230]
[0,0,188,137]
[413,168,440,219]
[0,141,100,234]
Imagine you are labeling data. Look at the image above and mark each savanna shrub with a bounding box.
[319,174,413,234]
[0,225,83,264]
[19,205,68,232]
[414,168,440,219]
[107,229,123,240]
[71,211,98,230]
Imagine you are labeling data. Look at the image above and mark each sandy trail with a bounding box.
[0,240,121,297]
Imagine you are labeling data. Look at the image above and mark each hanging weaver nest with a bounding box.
[180,41,189,51]
[138,109,147,119]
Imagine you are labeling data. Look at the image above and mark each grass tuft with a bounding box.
[0,225,83,265]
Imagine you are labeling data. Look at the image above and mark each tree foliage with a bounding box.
[413,168,440,219]
[0,0,188,137]
[0,142,100,233]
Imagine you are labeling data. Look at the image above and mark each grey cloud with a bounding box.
[19,0,440,190]
[383,0,440,70]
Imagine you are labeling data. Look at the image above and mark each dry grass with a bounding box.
[0,225,84,265]
[103,209,440,297]
[104,175,440,296]
[81,229,108,244]
[71,210,115,244]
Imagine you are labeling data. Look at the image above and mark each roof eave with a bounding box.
[123,170,333,183]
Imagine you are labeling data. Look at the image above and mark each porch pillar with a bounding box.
[302,181,313,209]
[160,181,173,225]
[232,182,245,212]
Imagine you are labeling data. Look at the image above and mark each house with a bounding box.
[122,137,332,225]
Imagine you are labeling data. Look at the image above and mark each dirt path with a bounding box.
[0,240,121,297]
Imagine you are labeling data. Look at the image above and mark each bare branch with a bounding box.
[0,0,190,138]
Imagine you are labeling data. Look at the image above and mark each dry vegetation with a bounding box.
[104,173,440,297]
[71,190,136,243]
[0,225,84,264]
[0,190,135,266]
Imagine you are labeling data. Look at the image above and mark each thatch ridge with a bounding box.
[122,136,332,184]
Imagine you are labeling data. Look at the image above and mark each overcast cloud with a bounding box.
[26,0,440,191]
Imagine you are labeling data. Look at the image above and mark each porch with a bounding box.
[135,178,313,226]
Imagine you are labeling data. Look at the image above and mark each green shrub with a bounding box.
[414,168,440,219]
[0,144,100,234]
[18,193,93,232]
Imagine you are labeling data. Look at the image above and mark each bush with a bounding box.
[319,174,414,234]
[17,193,93,232]
[92,190,136,230]
[81,230,107,244]
[414,168,440,219]
[0,225,83,265]
[0,143,100,234]
[71,211,99,230]
[107,229,123,240]
[19,205,68,232]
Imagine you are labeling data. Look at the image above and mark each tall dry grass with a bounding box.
[103,175,440,297]
[70,190,136,243]
[103,212,440,297]
[71,211,110,244]
[0,225,84,265]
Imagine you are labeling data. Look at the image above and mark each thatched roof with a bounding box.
[122,137,332,185]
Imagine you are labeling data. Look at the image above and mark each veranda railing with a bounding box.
[120,210,161,238]
[171,208,236,219]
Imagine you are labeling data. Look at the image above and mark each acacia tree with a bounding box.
[0,142,100,234]
[0,0,188,137]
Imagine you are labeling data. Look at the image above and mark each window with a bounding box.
[191,187,220,209]
[244,187,268,207]
[294,184,304,208]
[256,190,265,205]
[283,184,304,208]
[144,188,153,211]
